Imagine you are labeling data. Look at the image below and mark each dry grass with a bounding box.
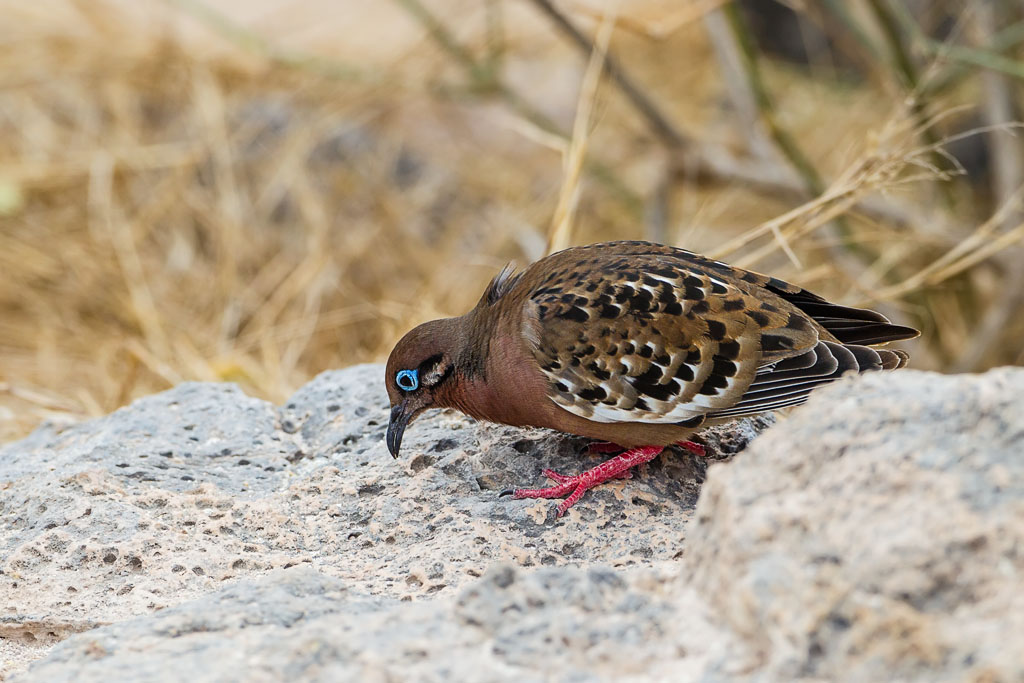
[1,0,1022,441]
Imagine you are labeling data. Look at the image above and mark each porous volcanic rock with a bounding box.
[4,366,1022,681]
[1,364,767,677]
[687,367,1024,682]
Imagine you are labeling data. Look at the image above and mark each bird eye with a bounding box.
[396,369,419,391]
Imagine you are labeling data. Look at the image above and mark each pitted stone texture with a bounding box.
[1,382,295,496]
[9,367,1022,682]
[687,368,1024,682]
[14,564,728,683]
[1,364,767,650]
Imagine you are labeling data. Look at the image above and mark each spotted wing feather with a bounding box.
[521,251,819,425]
[558,241,919,346]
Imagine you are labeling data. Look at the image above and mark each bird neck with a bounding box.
[434,306,506,421]
[439,305,542,426]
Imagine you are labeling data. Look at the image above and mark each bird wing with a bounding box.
[519,248,829,425]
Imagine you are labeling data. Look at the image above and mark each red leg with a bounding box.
[675,440,706,457]
[509,445,665,517]
[543,467,630,483]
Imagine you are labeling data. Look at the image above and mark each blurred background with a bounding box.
[1,0,1022,440]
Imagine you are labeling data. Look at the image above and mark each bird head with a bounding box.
[384,317,462,458]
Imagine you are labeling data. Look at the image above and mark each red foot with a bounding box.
[511,445,665,517]
[675,440,706,457]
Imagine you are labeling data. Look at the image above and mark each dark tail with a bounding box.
[771,289,919,347]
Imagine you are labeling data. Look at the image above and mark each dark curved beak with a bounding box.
[386,402,412,459]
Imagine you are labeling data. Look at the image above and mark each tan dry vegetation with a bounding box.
[1,0,1023,441]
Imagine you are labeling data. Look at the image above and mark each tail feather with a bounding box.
[709,340,909,420]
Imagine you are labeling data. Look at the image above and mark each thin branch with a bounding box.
[718,1,880,270]
[921,39,1024,81]
[863,0,961,215]
[527,0,689,150]
[819,0,883,62]
[720,3,825,195]
[547,7,617,253]
[392,0,980,262]
[392,0,644,214]
[953,1,1024,371]
[702,7,773,158]
[923,19,1024,93]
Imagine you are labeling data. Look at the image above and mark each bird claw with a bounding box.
[504,445,664,517]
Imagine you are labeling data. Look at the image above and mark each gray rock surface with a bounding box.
[15,564,730,682]
[3,365,1022,681]
[687,367,1024,682]
[1,363,767,677]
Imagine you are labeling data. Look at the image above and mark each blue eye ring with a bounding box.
[396,369,419,392]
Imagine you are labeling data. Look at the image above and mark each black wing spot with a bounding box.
[630,289,654,311]
[578,386,608,402]
[664,302,683,315]
[657,283,675,304]
[638,345,654,359]
[691,300,710,315]
[587,363,611,381]
[631,366,681,402]
[786,312,813,333]
[748,310,771,327]
[706,319,727,341]
[555,382,569,392]
[559,307,590,323]
[684,285,705,301]
[698,373,729,394]
[713,357,738,377]
[710,280,728,295]
[675,364,695,382]
[599,304,621,319]
[718,339,741,360]
[723,298,745,312]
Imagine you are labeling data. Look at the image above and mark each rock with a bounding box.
[15,564,730,682]
[3,366,1022,681]
[0,364,768,677]
[687,367,1024,682]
